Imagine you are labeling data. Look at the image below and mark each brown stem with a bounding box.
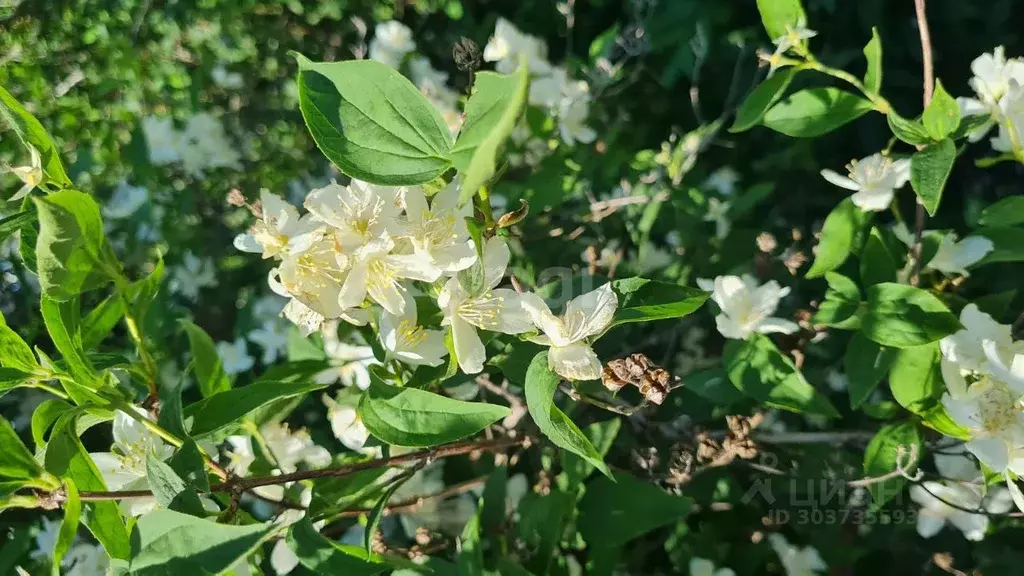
[909,0,934,286]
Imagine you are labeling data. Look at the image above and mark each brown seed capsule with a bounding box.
[453,37,482,72]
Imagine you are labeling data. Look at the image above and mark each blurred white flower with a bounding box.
[438,237,533,374]
[142,116,182,165]
[703,197,731,240]
[64,543,110,576]
[103,181,149,219]
[6,144,42,202]
[394,463,476,536]
[990,82,1024,155]
[939,304,1017,380]
[820,153,910,212]
[380,292,448,367]
[90,407,175,517]
[690,557,735,576]
[825,369,848,392]
[483,17,552,75]
[696,275,799,340]
[704,167,740,196]
[252,294,288,323]
[217,338,255,375]
[557,96,596,145]
[247,320,289,364]
[323,392,370,453]
[234,190,322,259]
[957,47,1024,142]
[177,113,242,175]
[771,26,817,58]
[521,284,617,381]
[269,487,320,575]
[317,325,377,389]
[369,21,416,69]
[767,533,827,576]
[211,65,244,89]
[170,252,217,300]
[31,517,61,561]
[892,224,993,276]
[910,451,1012,541]
[260,422,331,474]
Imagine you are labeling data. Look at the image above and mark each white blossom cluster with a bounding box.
[957,46,1024,156]
[234,180,618,383]
[697,275,798,340]
[142,113,242,176]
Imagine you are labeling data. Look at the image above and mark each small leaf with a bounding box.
[524,352,610,477]
[0,85,72,189]
[861,283,961,348]
[364,477,408,553]
[146,453,206,517]
[358,372,509,447]
[180,320,231,398]
[845,333,896,409]
[762,88,873,138]
[730,68,799,133]
[978,196,1024,227]
[974,226,1024,265]
[33,190,114,301]
[723,335,839,417]
[560,418,621,486]
[859,227,897,287]
[755,0,807,40]
[169,438,210,493]
[608,277,709,329]
[286,518,393,575]
[806,198,873,278]
[0,414,50,483]
[294,55,453,186]
[0,311,38,374]
[578,471,693,547]
[40,296,105,397]
[31,399,73,448]
[887,110,932,146]
[862,28,883,94]
[921,80,961,140]
[888,343,944,414]
[863,422,920,507]
[157,377,189,440]
[454,63,530,204]
[458,507,485,576]
[128,509,275,574]
[53,480,81,576]
[811,272,861,329]
[910,138,955,216]
[183,380,328,438]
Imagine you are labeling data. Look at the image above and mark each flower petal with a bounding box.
[520,292,568,345]
[549,342,602,381]
[564,283,618,340]
[452,316,486,374]
[820,169,861,191]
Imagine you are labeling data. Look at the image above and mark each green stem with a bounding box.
[113,274,159,396]
[477,185,495,230]
[30,380,69,400]
[801,59,892,114]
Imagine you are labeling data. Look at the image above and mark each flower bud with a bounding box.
[453,37,482,72]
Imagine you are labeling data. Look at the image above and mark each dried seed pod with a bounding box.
[453,37,482,72]
[601,363,631,392]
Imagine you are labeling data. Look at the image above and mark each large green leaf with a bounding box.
[286,518,392,575]
[730,68,799,133]
[358,374,509,447]
[755,0,807,39]
[921,80,961,141]
[974,226,1024,265]
[0,84,72,190]
[863,422,920,507]
[578,471,693,547]
[608,277,709,329]
[524,352,610,476]
[451,66,530,204]
[811,272,861,329]
[859,227,897,287]
[294,55,453,185]
[183,380,328,438]
[762,88,873,137]
[40,296,105,398]
[723,334,839,417]
[180,320,231,398]
[33,190,115,300]
[862,28,883,94]
[806,198,872,278]
[844,333,895,410]
[861,283,961,348]
[145,453,206,517]
[910,138,955,216]
[0,415,54,486]
[978,196,1024,227]
[128,509,275,575]
[888,343,945,415]
[0,311,38,374]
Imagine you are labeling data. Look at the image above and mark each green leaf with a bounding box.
[31,399,73,447]
[887,110,933,146]
[861,283,961,348]
[286,518,392,575]
[358,374,509,447]
[0,211,36,245]
[452,66,529,204]
[811,272,861,328]
[859,227,897,287]
[608,277,709,329]
[183,380,327,438]
[921,80,961,140]
[45,414,130,559]
[180,320,231,398]
[888,343,944,414]
[762,88,873,137]
[806,198,872,278]
[81,259,166,350]
[560,418,621,487]
[157,377,189,440]
[0,414,50,483]
[863,422,920,507]
[146,452,206,517]
[0,84,72,189]
[910,138,955,217]
[978,196,1024,227]
[862,28,883,94]
[578,471,693,547]
[294,55,453,185]
[480,466,508,534]
[34,190,114,300]
[684,369,746,405]
[0,311,38,374]
[128,509,275,575]
[974,226,1024,265]
[845,333,896,409]
[168,438,210,493]
[364,476,407,553]
[730,68,799,133]
[723,334,839,417]
[41,296,104,394]
[755,0,807,40]
[457,508,484,576]
[53,480,81,576]
[524,352,610,477]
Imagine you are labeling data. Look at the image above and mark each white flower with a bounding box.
[438,237,533,374]
[6,144,42,202]
[529,66,571,108]
[170,252,217,300]
[224,435,257,477]
[91,407,175,517]
[269,487,321,575]
[380,292,448,367]
[483,17,552,75]
[260,422,331,474]
[696,275,799,340]
[402,181,477,276]
[910,451,1012,541]
[339,233,440,316]
[270,236,350,325]
[234,190,322,259]
[103,181,149,219]
[217,338,255,375]
[177,113,242,175]
[825,369,848,392]
[767,533,827,576]
[520,284,617,381]
[247,320,289,364]
[771,26,817,56]
[142,116,182,165]
[991,82,1024,155]
[211,65,244,89]
[394,463,476,536]
[820,153,910,212]
[704,167,740,196]
[892,224,993,276]
[316,325,378,389]
[31,517,61,561]
[557,96,597,145]
[968,47,1024,107]
[703,197,731,240]
[304,180,404,251]
[323,392,370,453]
[939,304,1016,376]
[369,21,416,69]
[252,295,287,323]
[689,557,736,576]
[409,56,450,95]
[64,543,110,576]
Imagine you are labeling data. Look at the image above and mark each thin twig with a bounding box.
[910,0,934,286]
[477,376,527,429]
[321,477,487,535]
